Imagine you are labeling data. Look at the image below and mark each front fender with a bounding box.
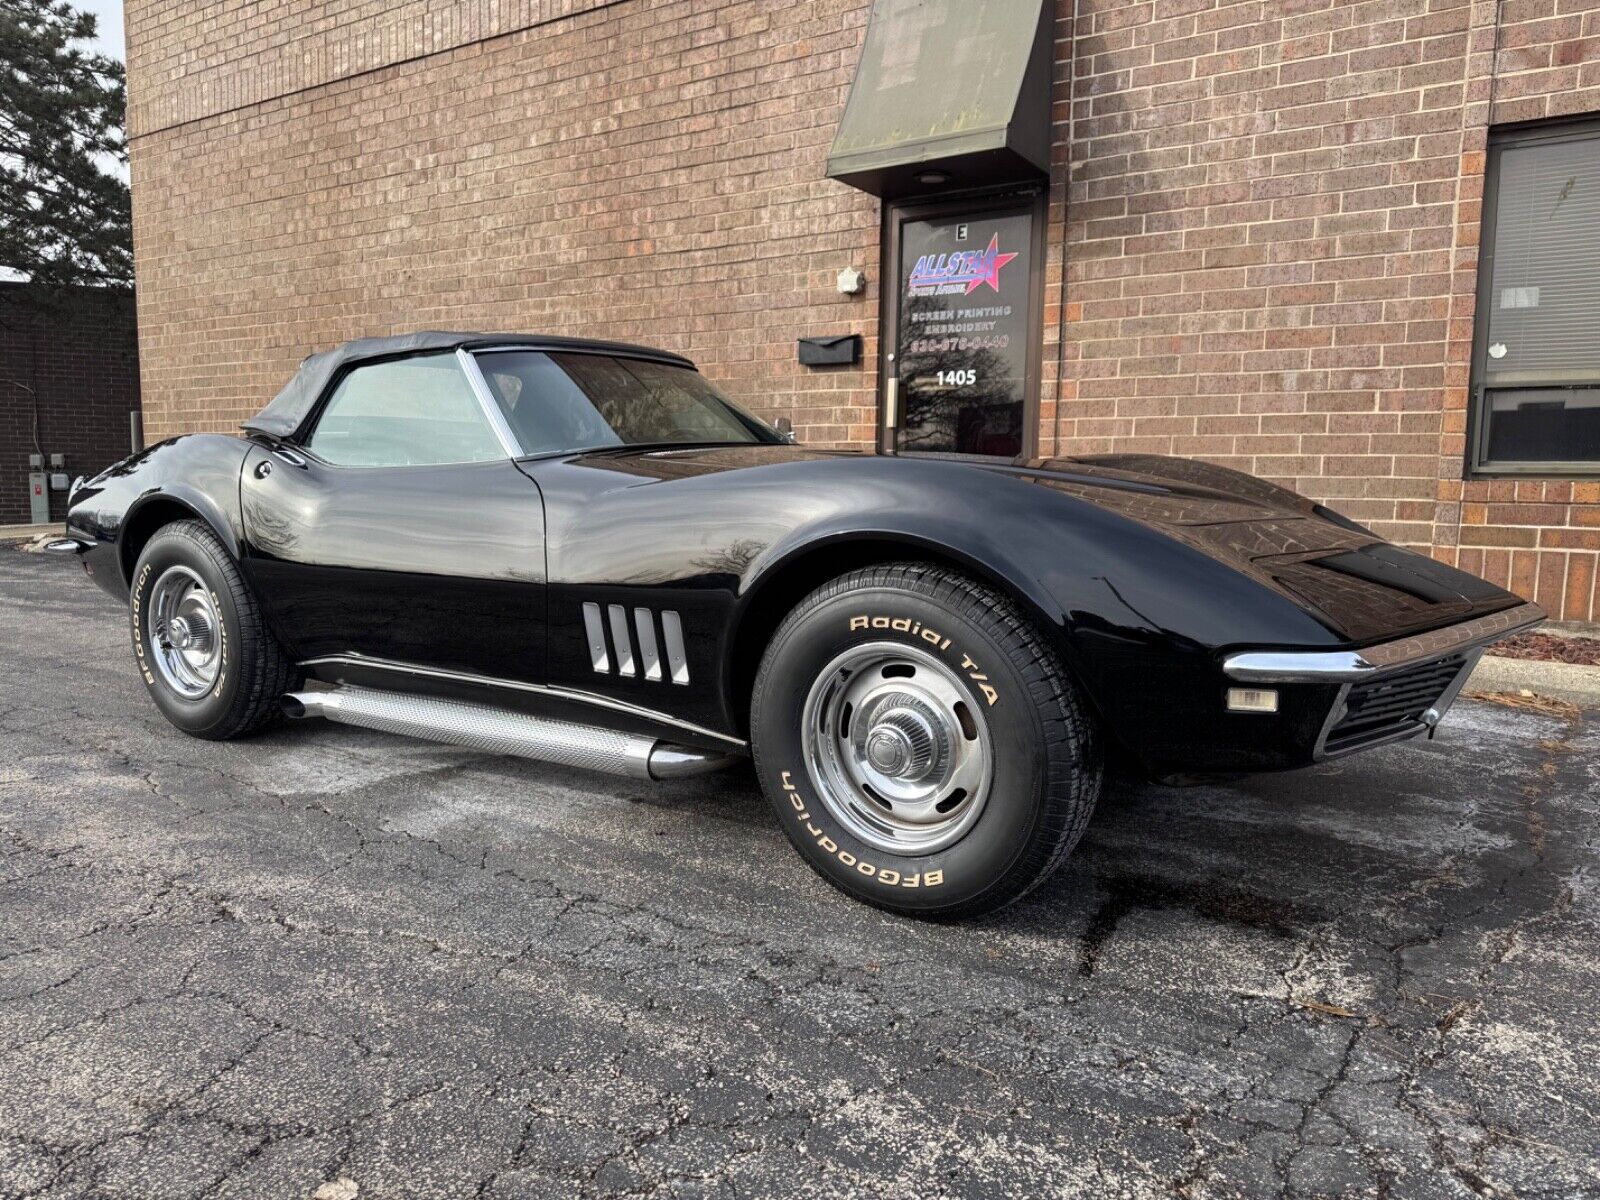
[725,458,1342,772]
[731,459,1337,659]
[740,523,1071,641]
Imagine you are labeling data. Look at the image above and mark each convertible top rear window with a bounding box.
[474,351,783,456]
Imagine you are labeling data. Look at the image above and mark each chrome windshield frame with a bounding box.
[455,347,525,459]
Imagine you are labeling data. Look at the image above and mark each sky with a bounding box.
[78,0,128,181]
[76,0,125,61]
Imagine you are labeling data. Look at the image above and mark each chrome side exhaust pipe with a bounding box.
[281,687,738,781]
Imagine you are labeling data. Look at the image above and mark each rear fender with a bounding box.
[120,485,243,581]
[64,435,253,596]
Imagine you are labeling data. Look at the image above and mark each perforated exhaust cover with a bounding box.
[283,686,734,780]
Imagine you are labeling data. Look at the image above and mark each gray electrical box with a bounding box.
[28,473,50,524]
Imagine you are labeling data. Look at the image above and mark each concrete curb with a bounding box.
[0,524,57,545]
[1469,653,1600,709]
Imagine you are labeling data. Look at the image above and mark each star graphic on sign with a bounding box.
[965,234,1019,295]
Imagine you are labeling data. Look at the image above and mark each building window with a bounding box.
[1471,120,1600,475]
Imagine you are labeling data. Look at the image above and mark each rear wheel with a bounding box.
[130,520,296,739]
[751,563,1101,917]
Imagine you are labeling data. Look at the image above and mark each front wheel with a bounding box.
[750,563,1102,917]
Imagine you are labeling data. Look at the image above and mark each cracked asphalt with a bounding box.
[2,549,1598,1199]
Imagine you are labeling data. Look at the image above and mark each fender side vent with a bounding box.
[583,603,689,685]
[582,602,610,673]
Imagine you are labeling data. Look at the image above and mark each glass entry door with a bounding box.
[882,195,1043,458]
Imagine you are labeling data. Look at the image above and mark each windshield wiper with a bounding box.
[525,440,774,459]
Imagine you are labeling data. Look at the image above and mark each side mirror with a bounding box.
[774,416,796,443]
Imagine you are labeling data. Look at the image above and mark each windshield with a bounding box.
[473,350,785,455]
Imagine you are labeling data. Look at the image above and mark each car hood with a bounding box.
[559,445,1523,645]
[1002,454,1522,644]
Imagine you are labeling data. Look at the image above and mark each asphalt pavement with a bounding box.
[2,548,1597,1199]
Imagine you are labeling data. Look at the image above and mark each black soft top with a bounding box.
[242,331,697,439]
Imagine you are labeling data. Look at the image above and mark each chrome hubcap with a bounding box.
[147,566,221,700]
[802,641,992,855]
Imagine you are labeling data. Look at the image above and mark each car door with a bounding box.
[239,350,548,685]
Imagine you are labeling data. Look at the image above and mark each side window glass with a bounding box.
[307,355,504,467]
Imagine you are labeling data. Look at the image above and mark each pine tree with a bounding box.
[0,0,132,288]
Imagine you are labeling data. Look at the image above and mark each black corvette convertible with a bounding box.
[55,332,1543,916]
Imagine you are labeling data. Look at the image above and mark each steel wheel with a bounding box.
[801,640,993,855]
[146,565,222,699]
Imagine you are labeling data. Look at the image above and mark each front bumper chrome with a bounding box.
[1222,601,1545,683]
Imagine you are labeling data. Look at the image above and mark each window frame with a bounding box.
[1468,116,1600,478]
[295,350,519,469]
[878,184,1047,459]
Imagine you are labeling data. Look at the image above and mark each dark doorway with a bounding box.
[880,191,1045,458]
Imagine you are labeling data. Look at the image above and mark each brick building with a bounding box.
[0,284,141,526]
[124,0,1600,620]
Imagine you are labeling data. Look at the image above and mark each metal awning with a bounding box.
[826,0,1053,199]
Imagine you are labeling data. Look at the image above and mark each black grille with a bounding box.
[1324,655,1468,755]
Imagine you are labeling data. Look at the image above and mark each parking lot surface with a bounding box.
[2,549,1597,1199]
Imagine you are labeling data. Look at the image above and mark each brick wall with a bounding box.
[128,0,882,449]
[1055,0,1600,621]
[0,285,141,526]
[125,0,622,137]
[1445,1,1600,621]
[125,0,1600,620]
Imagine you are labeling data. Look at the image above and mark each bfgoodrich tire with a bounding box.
[751,563,1101,918]
[130,519,296,739]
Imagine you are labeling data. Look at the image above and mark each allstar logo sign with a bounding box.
[907,234,1020,296]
